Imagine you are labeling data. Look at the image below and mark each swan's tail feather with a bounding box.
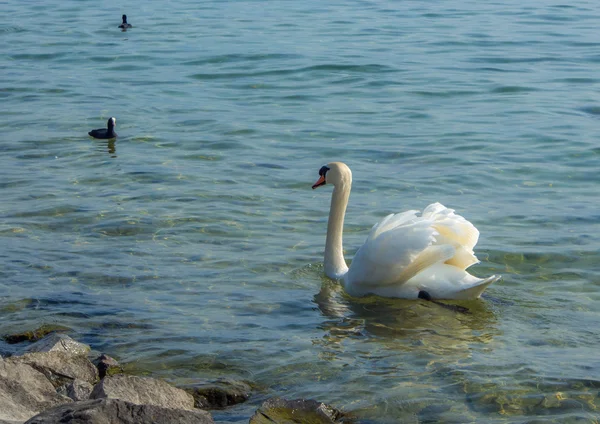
[391,245,455,285]
[458,274,501,299]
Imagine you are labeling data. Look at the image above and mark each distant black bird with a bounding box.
[88,117,117,139]
[118,15,132,29]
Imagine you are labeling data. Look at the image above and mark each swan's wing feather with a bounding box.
[348,211,439,286]
[423,202,479,249]
[365,211,434,266]
[456,274,500,299]
[347,203,487,288]
[423,202,481,269]
[393,244,456,284]
[368,210,419,240]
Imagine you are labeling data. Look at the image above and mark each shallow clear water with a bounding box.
[1,0,599,422]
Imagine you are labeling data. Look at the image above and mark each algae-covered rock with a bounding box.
[3,325,71,345]
[185,379,251,409]
[250,397,345,424]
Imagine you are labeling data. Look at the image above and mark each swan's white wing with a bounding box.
[344,203,491,298]
[345,209,451,291]
[422,203,481,270]
[423,203,479,249]
[339,202,497,299]
[394,244,456,283]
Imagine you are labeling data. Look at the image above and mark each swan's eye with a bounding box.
[318,165,330,177]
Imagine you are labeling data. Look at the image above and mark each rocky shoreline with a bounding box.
[0,330,348,423]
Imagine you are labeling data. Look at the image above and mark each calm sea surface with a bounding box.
[1,0,599,422]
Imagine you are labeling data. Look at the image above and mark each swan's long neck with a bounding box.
[325,181,350,280]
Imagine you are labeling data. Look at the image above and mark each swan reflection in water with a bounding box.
[313,276,499,359]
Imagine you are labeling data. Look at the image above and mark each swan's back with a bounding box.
[344,202,492,299]
[347,208,437,288]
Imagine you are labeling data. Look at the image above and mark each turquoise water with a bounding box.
[1,0,599,422]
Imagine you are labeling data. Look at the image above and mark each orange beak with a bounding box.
[312,175,326,189]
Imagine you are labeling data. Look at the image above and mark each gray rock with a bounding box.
[249,397,345,424]
[90,374,195,411]
[0,356,71,423]
[7,351,98,387]
[56,383,68,398]
[66,379,94,401]
[25,333,90,357]
[0,419,23,424]
[185,380,251,409]
[24,398,214,424]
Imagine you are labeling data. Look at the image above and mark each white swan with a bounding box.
[312,162,500,300]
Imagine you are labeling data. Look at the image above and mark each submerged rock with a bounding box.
[24,398,214,424]
[90,374,195,411]
[0,356,71,423]
[185,379,251,409]
[249,397,345,424]
[2,325,71,345]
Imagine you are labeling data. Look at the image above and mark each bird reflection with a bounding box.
[313,277,499,359]
[92,139,117,157]
[107,139,116,155]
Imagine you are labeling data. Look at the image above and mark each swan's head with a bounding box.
[312,162,352,189]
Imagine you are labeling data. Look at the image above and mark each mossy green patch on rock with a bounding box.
[184,380,251,409]
[3,324,71,344]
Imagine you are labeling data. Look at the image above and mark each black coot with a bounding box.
[88,117,117,139]
[119,15,132,29]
